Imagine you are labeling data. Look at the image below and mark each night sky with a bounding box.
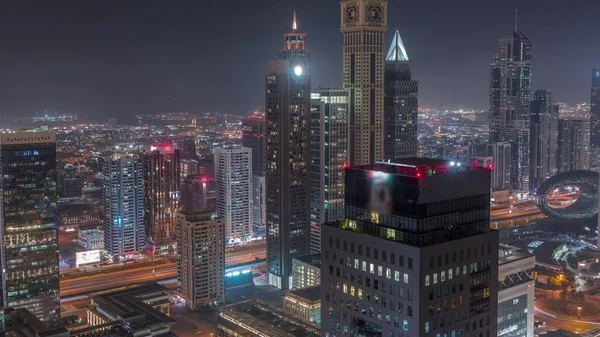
[0,0,598,120]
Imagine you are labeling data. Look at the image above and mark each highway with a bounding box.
[60,244,265,297]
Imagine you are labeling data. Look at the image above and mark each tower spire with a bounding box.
[292,11,297,31]
[514,9,518,32]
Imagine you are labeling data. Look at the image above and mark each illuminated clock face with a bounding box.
[368,5,382,23]
[345,6,357,23]
[294,65,303,76]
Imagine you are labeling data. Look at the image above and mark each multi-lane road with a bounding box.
[60,243,265,297]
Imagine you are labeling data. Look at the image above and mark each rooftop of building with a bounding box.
[499,244,534,265]
[176,209,219,222]
[292,254,321,268]
[285,286,321,303]
[90,283,175,326]
[4,308,70,337]
[351,157,489,179]
[218,300,320,337]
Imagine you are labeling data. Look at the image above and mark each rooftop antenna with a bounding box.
[292,11,297,31]
[514,9,518,32]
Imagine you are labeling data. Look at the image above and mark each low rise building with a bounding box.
[217,300,320,337]
[86,284,174,336]
[283,286,321,324]
[498,245,536,337]
[78,229,104,250]
[291,254,321,289]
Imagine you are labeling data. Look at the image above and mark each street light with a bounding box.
[577,306,582,317]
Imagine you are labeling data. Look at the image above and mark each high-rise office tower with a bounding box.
[529,89,558,193]
[557,119,590,172]
[341,0,388,165]
[181,174,217,212]
[0,129,60,320]
[242,110,266,236]
[443,146,472,164]
[142,143,181,243]
[488,142,512,191]
[384,30,418,161]
[489,22,532,191]
[176,210,225,310]
[321,159,499,336]
[265,12,311,289]
[590,69,600,168]
[101,154,145,259]
[214,146,252,242]
[310,89,349,254]
[177,136,197,160]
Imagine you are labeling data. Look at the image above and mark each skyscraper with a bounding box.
[341,0,388,165]
[489,22,532,191]
[321,159,499,336]
[590,69,600,168]
[0,129,60,320]
[242,110,266,236]
[142,144,181,243]
[214,145,252,242]
[529,89,558,193]
[309,89,348,254]
[265,12,311,289]
[101,154,145,259]
[488,142,512,191]
[557,119,590,172]
[384,30,418,161]
[176,210,225,310]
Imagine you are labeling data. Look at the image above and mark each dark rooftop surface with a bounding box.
[286,286,320,303]
[292,254,321,268]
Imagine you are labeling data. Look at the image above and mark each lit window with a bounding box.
[362,261,367,271]
[433,273,438,284]
[448,269,453,280]
[425,275,430,286]
[403,320,408,331]
[403,273,409,284]
[386,268,392,279]
[358,288,363,299]
[351,286,355,297]
[370,263,375,274]
[354,259,359,269]
[425,322,430,333]
[395,271,400,282]
[343,283,347,293]
[441,271,445,282]
[378,266,383,276]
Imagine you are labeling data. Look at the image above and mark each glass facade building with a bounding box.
[321,159,499,337]
[242,111,267,236]
[384,30,418,161]
[489,30,532,191]
[142,144,181,243]
[497,247,535,337]
[557,119,590,172]
[265,14,312,290]
[589,69,600,168]
[529,90,558,193]
[0,130,59,321]
[102,154,145,258]
[310,89,348,254]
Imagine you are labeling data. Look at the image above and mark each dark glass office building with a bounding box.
[384,30,418,161]
[321,159,498,337]
[489,29,532,191]
[265,13,311,289]
[0,130,59,321]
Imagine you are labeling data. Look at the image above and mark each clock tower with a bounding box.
[341,0,388,166]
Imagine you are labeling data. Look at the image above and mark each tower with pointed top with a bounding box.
[489,16,532,191]
[265,13,311,290]
[384,30,418,161]
[341,0,388,166]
